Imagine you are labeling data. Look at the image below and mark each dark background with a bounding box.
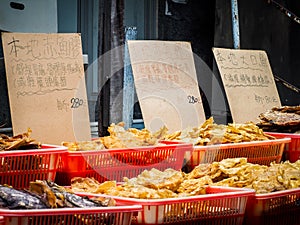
[1,0,300,130]
[158,0,300,122]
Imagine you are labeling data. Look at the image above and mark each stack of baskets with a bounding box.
[1,123,299,225]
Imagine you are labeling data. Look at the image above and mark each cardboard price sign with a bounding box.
[128,40,206,132]
[1,32,91,144]
[212,47,281,123]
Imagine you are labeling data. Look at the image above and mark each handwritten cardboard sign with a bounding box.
[128,40,206,133]
[212,47,281,123]
[1,32,91,144]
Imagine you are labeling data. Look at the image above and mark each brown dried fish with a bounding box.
[0,128,41,151]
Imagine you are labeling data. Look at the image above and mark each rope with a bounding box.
[268,0,300,25]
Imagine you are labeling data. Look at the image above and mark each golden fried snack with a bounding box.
[0,128,41,151]
[124,168,184,192]
[177,176,212,196]
[106,122,160,147]
[101,136,128,149]
[61,122,165,151]
[111,184,178,199]
[70,177,116,194]
[187,158,300,193]
[62,140,105,151]
[163,117,275,146]
[70,158,300,199]
[70,168,183,199]
[186,161,223,180]
[71,178,179,199]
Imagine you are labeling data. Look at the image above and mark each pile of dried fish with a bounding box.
[0,180,116,209]
[0,128,41,151]
[71,158,300,196]
[163,117,275,146]
[257,105,300,133]
[62,122,168,151]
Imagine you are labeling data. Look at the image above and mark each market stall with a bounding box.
[1,1,300,224]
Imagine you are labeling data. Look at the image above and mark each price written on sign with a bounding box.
[128,40,206,132]
[56,97,86,112]
[70,97,85,109]
[187,95,202,104]
[212,48,281,123]
[2,32,91,144]
[254,94,279,105]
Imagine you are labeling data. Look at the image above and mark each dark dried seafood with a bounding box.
[0,180,116,210]
[0,185,47,209]
[29,180,116,208]
[257,105,300,132]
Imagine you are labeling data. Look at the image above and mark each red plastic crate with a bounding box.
[244,188,300,225]
[185,138,290,170]
[0,205,142,225]
[84,186,255,225]
[266,132,300,163]
[55,142,193,186]
[0,144,67,189]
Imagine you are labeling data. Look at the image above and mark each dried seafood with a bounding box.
[0,128,41,151]
[71,158,300,196]
[163,117,275,146]
[188,158,300,194]
[257,105,300,132]
[0,180,116,209]
[62,122,168,151]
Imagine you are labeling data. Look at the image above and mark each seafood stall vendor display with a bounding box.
[69,161,256,225]
[257,105,300,133]
[163,117,290,171]
[69,157,300,225]
[0,180,117,209]
[55,122,192,186]
[257,105,300,162]
[0,180,142,225]
[0,128,41,151]
[0,129,67,189]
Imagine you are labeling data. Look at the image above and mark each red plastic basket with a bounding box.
[0,205,142,225]
[0,144,67,189]
[266,132,300,163]
[184,138,290,171]
[244,188,300,225]
[0,216,4,225]
[84,186,255,225]
[55,142,193,186]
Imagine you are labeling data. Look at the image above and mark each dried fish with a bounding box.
[0,185,47,209]
[29,180,116,208]
[0,128,41,151]
[0,180,116,210]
